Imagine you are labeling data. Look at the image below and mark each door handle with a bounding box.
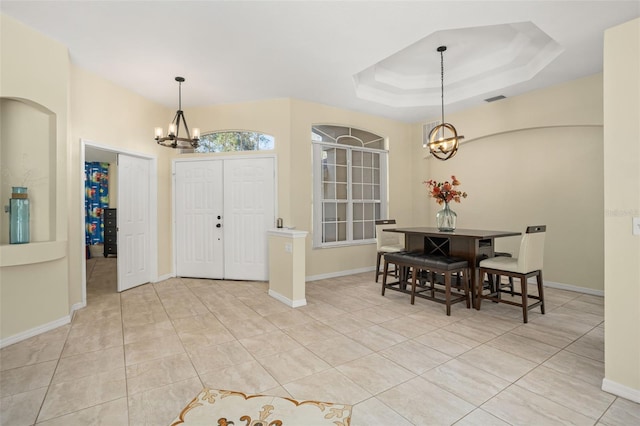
[216,223,222,228]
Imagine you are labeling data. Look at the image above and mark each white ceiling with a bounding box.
[2,1,638,123]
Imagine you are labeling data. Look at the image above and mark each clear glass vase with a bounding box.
[436,202,456,232]
[9,187,30,244]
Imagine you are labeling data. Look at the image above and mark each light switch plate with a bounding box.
[633,217,640,236]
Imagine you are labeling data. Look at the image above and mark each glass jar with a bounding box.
[436,202,456,232]
[9,187,30,244]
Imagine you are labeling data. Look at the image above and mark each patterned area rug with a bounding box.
[171,388,352,426]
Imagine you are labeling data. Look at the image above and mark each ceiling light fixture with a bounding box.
[155,76,200,149]
[427,46,464,160]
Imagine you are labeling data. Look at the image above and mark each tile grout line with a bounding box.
[2,262,621,426]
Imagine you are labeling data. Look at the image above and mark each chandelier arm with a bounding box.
[179,111,192,140]
[175,111,182,140]
[170,110,181,135]
[432,146,458,160]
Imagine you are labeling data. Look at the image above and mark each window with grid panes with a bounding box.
[312,125,388,248]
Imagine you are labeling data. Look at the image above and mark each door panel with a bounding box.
[224,158,275,281]
[117,154,151,292]
[175,161,224,279]
[174,157,275,281]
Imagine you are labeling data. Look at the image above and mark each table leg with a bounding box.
[471,265,481,310]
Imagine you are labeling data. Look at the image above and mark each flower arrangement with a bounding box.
[423,175,468,205]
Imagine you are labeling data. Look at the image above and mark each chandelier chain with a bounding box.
[440,49,445,126]
[427,45,463,161]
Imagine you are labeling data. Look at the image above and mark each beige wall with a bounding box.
[415,74,605,292]
[69,65,174,305]
[289,99,414,278]
[74,75,605,288]
[109,162,118,208]
[0,10,619,349]
[187,98,415,279]
[185,98,293,223]
[268,231,307,304]
[0,14,70,339]
[603,17,640,399]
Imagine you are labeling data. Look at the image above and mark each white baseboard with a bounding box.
[536,279,604,297]
[0,314,71,349]
[304,269,604,298]
[153,273,175,283]
[268,289,307,308]
[306,266,376,282]
[69,301,86,321]
[602,378,640,403]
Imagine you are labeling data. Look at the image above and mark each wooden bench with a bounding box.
[382,252,470,315]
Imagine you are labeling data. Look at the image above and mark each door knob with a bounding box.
[216,223,222,228]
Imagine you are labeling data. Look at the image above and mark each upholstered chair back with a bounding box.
[375,219,403,250]
[516,225,546,273]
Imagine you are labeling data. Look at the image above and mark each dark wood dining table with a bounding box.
[384,227,521,308]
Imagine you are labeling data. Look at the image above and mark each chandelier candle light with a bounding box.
[427,46,464,160]
[155,76,200,149]
[424,175,468,232]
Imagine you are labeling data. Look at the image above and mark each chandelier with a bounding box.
[155,76,200,149]
[427,46,464,160]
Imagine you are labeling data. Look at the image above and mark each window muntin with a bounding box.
[312,125,385,150]
[312,125,387,248]
[191,131,274,153]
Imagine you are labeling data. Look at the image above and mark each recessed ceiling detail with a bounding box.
[353,22,564,108]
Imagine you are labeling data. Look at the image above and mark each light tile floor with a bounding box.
[1,257,639,425]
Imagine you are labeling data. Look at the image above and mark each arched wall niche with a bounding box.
[0,96,57,244]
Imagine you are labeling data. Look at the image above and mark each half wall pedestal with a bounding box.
[267,229,308,307]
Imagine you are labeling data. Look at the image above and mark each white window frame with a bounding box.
[312,141,388,248]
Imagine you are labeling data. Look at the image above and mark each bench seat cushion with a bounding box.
[384,252,468,271]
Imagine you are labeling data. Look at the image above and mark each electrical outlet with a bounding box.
[633,217,640,236]
[285,243,292,253]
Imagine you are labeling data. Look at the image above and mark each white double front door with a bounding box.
[174,157,275,281]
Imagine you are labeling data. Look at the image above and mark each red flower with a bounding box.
[423,175,468,205]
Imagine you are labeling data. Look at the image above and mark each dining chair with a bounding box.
[490,251,514,295]
[477,225,546,323]
[375,219,405,282]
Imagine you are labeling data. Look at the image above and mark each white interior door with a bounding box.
[175,161,224,279]
[117,153,151,292]
[174,157,275,281]
[224,158,275,281]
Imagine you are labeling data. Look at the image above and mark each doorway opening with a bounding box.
[80,139,158,306]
